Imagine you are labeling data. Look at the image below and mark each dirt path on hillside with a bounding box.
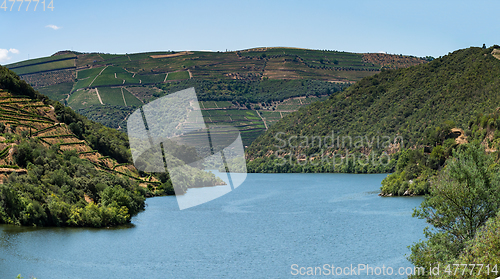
[164,73,169,82]
[255,110,268,130]
[95,88,104,105]
[121,88,127,106]
[0,168,27,174]
[123,87,144,104]
[188,69,193,79]
[89,66,108,87]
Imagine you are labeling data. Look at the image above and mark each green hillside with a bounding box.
[0,65,226,228]
[4,48,426,147]
[393,114,500,276]
[246,46,500,173]
[6,52,77,75]
[0,65,149,227]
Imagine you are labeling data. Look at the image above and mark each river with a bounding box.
[0,172,426,278]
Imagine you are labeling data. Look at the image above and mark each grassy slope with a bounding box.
[7,48,426,92]
[68,89,101,109]
[6,53,76,70]
[246,46,500,171]
[11,59,75,75]
[98,87,126,106]
[5,48,426,148]
[36,82,73,102]
[157,79,347,145]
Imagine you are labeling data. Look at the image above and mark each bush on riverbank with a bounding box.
[0,141,145,227]
[408,143,500,278]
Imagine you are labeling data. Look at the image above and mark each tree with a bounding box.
[409,143,500,275]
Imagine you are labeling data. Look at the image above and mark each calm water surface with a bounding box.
[0,173,426,278]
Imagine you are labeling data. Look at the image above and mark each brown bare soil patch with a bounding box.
[59,143,89,153]
[84,193,94,203]
[151,51,193,59]
[451,128,468,145]
[492,49,500,60]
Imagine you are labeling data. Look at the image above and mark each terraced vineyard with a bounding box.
[274,95,329,111]
[166,71,190,81]
[6,53,77,75]
[195,96,323,146]
[0,89,145,183]
[68,88,102,109]
[200,109,265,146]
[200,101,233,109]
[5,48,427,148]
[259,111,287,127]
[7,47,426,94]
[36,82,73,103]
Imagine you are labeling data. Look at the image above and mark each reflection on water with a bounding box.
[0,172,426,278]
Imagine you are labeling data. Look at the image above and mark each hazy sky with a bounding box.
[1,0,499,64]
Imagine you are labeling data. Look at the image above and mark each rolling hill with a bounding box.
[245,46,500,173]
[4,48,427,146]
[0,65,209,227]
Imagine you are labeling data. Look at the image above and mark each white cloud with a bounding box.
[46,24,61,30]
[0,48,20,63]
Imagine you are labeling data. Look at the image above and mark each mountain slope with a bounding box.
[4,48,426,147]
[0,65,157,227]
[6,48,427,88]
[246,46,500,173]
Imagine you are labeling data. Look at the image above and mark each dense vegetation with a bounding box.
[0,66,133,164]
[380,122,458,196]
[0,143,145,227]
[159,78,348,105]
[433,213,500,279]
[0,65,147,227]
[6,48,425,140]
[54,102,132,163]
[76,105,135,130]
[382,110,500,196]
[246,46,500,173]
[375,98,500,277]
[0,66,229,227]
[408,143,500,278]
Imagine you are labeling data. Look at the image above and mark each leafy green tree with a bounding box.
[434,212,500,279]
[409,144,500,276]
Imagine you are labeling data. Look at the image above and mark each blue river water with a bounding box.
[0,172,426,278]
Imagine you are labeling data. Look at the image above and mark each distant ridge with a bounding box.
[246,46,500,173]
[4,47,427,148]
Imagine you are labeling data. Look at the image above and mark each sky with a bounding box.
[1,0,499,64]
